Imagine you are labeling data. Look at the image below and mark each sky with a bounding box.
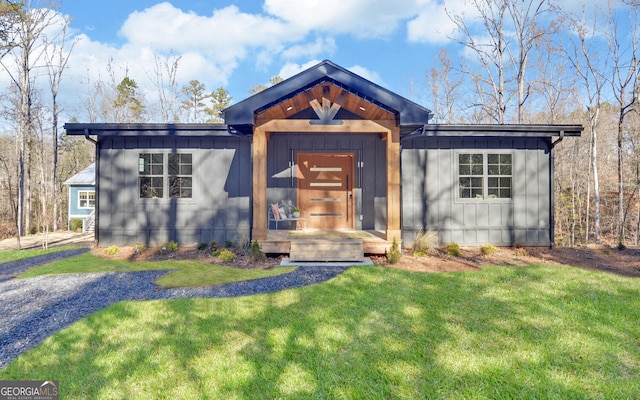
[57,0,453,109]
[1,0,606,124]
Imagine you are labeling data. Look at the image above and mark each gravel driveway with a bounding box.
[0,250,349,370]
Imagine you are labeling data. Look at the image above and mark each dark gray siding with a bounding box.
[267,133,387,231]
[96,135,251,246]
[401,136,552,246]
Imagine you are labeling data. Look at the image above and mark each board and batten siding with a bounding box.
[267,132,387,231]
[401,136,552,246]
[96,135,251,246]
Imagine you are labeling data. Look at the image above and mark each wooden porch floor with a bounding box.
[260,229,394,256]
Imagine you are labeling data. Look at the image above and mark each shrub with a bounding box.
[132,244,145,254]
[413,228,438,257]
[196,242,208,251]
[446,243,462,257]
[216,248,236,262]
[249,240,266,262]
[514,247,528,257]
[70,218,83,232]
[224,240,235,249]
[387,237,402,264]
[102,245,119,256]
[162,241,179,252]
[480,245,497,257]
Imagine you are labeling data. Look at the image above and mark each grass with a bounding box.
[18,252,295,288]
[2,263,640,399]
[0,244,82,263]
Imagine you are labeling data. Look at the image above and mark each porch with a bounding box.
[260,229,395,261]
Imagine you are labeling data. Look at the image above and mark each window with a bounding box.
[139,153,193,199]
[139,153,164,198]
[168,153,192,198]
[78,190,95,208]
[458,153,512,200]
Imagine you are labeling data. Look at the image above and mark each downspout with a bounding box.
[549,130,565,248]
[84,129,99,245]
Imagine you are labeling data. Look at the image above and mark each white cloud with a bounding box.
[281,37,337,60]
[346,65,383,85]
[407,0,478,44]
[264,0,420,39]
[118,3,295,71]
[278,60,322,80]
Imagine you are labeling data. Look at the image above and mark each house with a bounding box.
[63,162,96,233]
[64,60,582,255]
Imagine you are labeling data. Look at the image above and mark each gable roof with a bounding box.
[63,162,95,185]
[223,60,432,135]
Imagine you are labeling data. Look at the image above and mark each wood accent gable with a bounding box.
[254,82,397,126]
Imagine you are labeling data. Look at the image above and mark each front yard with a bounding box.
[1,258,639,399]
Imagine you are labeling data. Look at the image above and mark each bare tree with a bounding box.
[606,0,640,246]
[448,0,510,123]
[148,50,181,123]
[0,0,58,245]
[506,0,553,123]
[426,48,464,123]
[565,2,608,244]
[44,12,75,232]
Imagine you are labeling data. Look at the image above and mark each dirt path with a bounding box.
[0,232,94,251]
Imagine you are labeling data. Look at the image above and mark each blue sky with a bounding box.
[6,0,605,123]
[58,0,446,107]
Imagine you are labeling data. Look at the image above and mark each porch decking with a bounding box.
[260,229,395,261]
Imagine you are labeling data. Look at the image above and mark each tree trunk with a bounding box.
[617,113,625,245]
[52,95,58,231]
[591,115,601,244]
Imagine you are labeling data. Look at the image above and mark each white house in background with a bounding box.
[63,162,96,233]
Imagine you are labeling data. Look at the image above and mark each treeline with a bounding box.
[0,0,639,248]
[424,0,640,247]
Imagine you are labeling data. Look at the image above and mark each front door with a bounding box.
[297,152,354,229]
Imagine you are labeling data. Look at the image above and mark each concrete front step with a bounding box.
[289,239,364,262]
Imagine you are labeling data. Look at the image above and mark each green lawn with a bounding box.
[18,252,295,288]
[0,244,82,263]
[2,264,639,399]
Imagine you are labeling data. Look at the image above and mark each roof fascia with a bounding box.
[417,124,583,137]
[64,123,236,137]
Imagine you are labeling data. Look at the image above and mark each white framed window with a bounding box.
[138,153,193,199]
[78,190,95,208]
[168,153,193,199]
[458,152,512,200]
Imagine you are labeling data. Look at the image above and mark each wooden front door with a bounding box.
[297,152,354,229]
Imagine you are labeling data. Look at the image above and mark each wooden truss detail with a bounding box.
[308,86,348,125]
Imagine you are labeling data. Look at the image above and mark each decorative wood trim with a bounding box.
[386,125,401,241]
[257,119,392,133]
[252,127,268,240]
